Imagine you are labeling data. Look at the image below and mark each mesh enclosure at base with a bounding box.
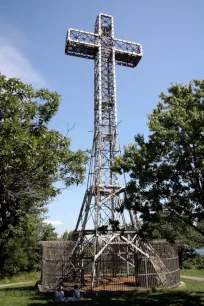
[40,239,180,291]
[40,241,75,288]
[136,240,180,288]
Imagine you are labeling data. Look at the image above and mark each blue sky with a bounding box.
[0,0,203,235]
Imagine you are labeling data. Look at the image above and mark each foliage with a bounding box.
[197,262,204,269]
[0,75,89,277]
[60,230,73,240]
[37,221,58,242]
[109,219,120,231]
[181,254,204,270]
[113,80,204,240]
[182,259,193,269]
[1,217,59,276]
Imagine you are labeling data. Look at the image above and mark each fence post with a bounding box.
[145,258,149,288]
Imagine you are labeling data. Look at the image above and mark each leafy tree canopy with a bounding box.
[60,230,73,241]
[113,80,204,241]
[0,75,89,276]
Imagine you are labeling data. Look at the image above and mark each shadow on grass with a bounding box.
[1,286,204,306]
[27,290,204,306]
[131,290,204,306]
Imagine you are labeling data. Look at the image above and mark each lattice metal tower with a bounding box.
[66,13,142,234]
[64,13,170,290]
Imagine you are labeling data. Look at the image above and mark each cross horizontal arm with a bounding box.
[65,28,143,67]
[114,38,142,68]
[65,28,98,60]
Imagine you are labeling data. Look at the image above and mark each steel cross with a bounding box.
[65,13,142,232]
[65,13,142,68]
[59,16,172,291]
[65,13,142,185]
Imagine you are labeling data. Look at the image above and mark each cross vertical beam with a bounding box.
[65,14,142,232]
[65,13,143,289]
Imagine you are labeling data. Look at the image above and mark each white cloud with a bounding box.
[43,220,63,225]
[0,37,46,87]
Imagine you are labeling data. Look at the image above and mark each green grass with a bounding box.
[0,271,203,306]
[0,272,40,286]
[181,278,204,291]
[0,278,204,306]
[180,269,204,278]
[0,283,48,306]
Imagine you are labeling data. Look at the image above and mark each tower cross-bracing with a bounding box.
[66,13,142,233]
[64,13,170,290]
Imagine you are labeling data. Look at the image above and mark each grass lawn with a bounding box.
[0,272,40,286]
[180,269,204,278]
[0,278,204,306]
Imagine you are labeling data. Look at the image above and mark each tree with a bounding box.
[113,80,204,239]
[1,217,59,276]
[0,75,89,276]
[61,230,73,241]
[37,222,58,242]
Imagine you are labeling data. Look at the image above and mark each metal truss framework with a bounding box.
[64,13,172,290]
